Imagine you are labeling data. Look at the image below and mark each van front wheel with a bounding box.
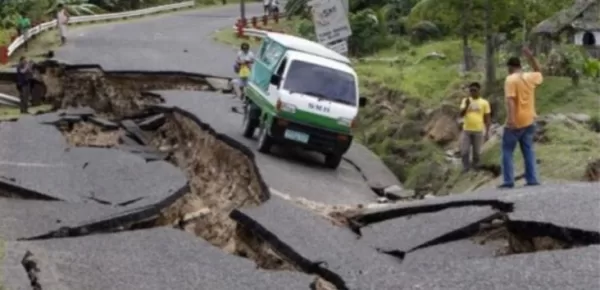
[324,153,342,169]
[242,103,258,138]
[257,124,273,153]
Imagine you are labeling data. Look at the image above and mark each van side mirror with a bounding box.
[359,97,367,107]
[270,75,281,86]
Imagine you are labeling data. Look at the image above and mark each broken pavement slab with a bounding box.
[343,143,402,192]
[372,245,600,289]
[231,196,402,289]
[120,119,152,145]
[0,197,125,240]
[359,206,501,254]
[353,182,600,234]
[7,228,315,290]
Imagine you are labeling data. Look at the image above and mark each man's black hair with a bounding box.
[506,57,521,68]
[469,82,481,89]
[240,42,249,49]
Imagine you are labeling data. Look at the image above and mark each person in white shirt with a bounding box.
[232,42,254,99]
[56,4,70,45]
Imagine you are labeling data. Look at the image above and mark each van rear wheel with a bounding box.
[324,153,342,169]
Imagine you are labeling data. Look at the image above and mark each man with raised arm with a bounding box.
[499,47,543,189]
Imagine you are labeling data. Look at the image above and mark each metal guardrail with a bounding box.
[7,1,195,57]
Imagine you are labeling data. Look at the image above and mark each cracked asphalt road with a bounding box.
[55,4,263,78]
[1,3,598,290]
[54,3,401,205]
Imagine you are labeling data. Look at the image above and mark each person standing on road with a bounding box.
[499,47,543,189]
[263,0,272,15]
[56,4,70,45]
[459,82,491,172]
[232,42,254,99]
[16,57,33,114]
[17,14,31,51]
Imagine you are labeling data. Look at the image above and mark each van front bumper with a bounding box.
[269,117,352,154]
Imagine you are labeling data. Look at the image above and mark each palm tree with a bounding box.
[46,0,106,16]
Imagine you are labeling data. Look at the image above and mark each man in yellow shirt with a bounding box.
[499,47,542,189]
[459,82,491,172]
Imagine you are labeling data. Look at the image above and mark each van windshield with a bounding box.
[282,60,357,106]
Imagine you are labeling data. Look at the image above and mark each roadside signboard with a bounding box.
[327,39,348,54]
[308,0,352,44]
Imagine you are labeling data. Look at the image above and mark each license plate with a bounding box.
[284,130,309,143]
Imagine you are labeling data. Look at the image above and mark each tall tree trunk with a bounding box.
[462,0,473,72]
[484,0,497,116]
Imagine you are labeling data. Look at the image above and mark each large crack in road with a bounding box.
[1,61,599,289]
[1,61,342,289]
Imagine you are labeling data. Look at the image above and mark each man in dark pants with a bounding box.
[16,57,33,114]
[499,47,542,189]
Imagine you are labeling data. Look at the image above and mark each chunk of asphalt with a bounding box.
[343,143,402,191]
[231,196,401,290]
[119,134,142,146]
[0,197,123,240]
[371,245,600,289]
[497,183,600,233]
[60,106,95,116]
[20,228,315,290]
[120,119,151,145]
[136,113,166,131]
[88,116,119,129]
[359,206,500,254]
[115,145,168,161]
[66,147,187,206]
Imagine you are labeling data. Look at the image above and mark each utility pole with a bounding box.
[484,0,497,116]
[461,0,472,72]
[240,0,246,21]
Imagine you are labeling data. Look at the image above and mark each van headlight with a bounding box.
[280,102,296,113]
[337,117,352,126]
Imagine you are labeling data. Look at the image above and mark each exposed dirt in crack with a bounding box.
[36,62,212,118]
[60,122,124,147]
[472,217,583,256]
[148,113,296,271]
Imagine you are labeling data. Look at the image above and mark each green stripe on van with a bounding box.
[245,85,351,134]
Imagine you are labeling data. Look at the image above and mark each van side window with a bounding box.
[276,58,287,76]
[258,40,270,60]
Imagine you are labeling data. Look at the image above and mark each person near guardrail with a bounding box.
[56,4,70,45]
[16,57,33,114]
[17,15,31,51]
[232,42,254,100]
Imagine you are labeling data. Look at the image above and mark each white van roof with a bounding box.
[285,50,356,76]
[266,32,351,65]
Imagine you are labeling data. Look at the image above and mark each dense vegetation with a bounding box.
[281,0,600,195]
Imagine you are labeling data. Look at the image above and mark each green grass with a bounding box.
[0,105,53,120]
[536,76,600,117]
[355,39,484,104]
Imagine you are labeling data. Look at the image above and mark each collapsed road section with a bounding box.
[0,62,599,290]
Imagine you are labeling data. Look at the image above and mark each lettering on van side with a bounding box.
[308,103,331,113]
